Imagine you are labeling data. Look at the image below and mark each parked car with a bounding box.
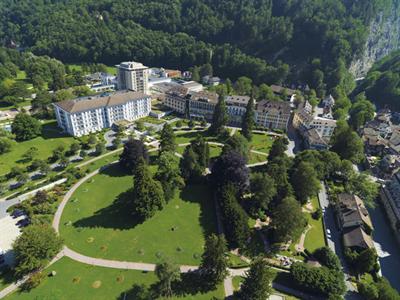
[17,218,30,228]
[11,209,25,218]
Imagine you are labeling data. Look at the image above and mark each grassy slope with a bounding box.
[303,196,326,252]
[60,164,216,265]
[0,121,76,176]
[5,257,224,300]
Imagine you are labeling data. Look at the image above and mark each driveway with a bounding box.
[318,183,361,299]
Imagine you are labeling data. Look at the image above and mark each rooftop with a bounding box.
[270,85,296,95]
[116,61,148,70]
[54,90,149,114]
[225,95,251,105]
[256,100,291,114]
[337,193,373,230]
[343,227,374,250]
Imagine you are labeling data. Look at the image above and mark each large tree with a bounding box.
[331,121,364,163]
[190,135,210,169]
[13,225,63,276]
[155,151,184,201]
[249,173,277,213]
[155,260,181,298]
[218,183,251,248]
[223,133,249,161]
[272,196,306,243]
[12,113,42,141]
[209,92,228,135]
[241,97,255,140]
[268,136,288,161]
[211,150,249,195]
[236,258,274,300]
[199,234,228,287]
[180,145,204,183]
[132,159,164,220]
[290,161,321,204]
[0,137,13,154]
[159,123,176,154]
[349,93,375,129]
[119,139,149,174]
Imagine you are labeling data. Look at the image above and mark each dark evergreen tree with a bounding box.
[119,139,149,174]
[241,97,255,141]
[180,145,203,183]
[268,136,289,161]
[190,135,210,169]
[236,258,274,300]
[209,92,228,135]
[199,234,228,287]
[155,151,184,201]
[218,183,250,248]
[159,123,176,154]
[132,158,164,220]
[211,150,249,195]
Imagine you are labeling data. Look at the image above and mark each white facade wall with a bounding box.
[54,97,151,137]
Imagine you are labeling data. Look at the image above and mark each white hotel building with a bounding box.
[53,90,151,137]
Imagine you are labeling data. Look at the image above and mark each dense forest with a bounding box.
[355,50,400,110]
[0,0,393,94]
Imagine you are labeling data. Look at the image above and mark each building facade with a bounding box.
[255,100,291,130]
[380,172,400,246]
[163,90,292,130]
[116,61,149,94]
[53,91,151,137]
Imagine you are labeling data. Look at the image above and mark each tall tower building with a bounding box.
[116,61,149,94]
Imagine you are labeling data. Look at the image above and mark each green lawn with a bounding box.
[0,121,76,176]
[66,64,117,75]
[248,152,268,164]
[249,132,274,154]
[175,130,217,145]
[60,164,217,265]
[141,116,166,125]
[303,197,326,252]
[5,257,224,300]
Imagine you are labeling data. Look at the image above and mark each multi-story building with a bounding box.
[226,96,251,126]
[335,193,374,252]
[255,100,292,130]
[188,91,219,120]
[380,172,400,246]
[116,61,149,94]
[53,90,151,137]
[293,100,337,149]
[163,89,292,130]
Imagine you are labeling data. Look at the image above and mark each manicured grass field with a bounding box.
[141,116,166,125]
[0,121,76,176]
[60,164,217,265]
[5,257,224,300]
[249,133,274,154]
[303,197,326,252]
[175,130,217,145]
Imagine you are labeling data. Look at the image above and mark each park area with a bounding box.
[4,257,224,300]
[59,163,217,265]
[0,121,76,176]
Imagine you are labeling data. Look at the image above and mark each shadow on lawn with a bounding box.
[73,188,140,230]
[179,184,216,238]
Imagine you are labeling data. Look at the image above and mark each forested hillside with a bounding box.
[0,0,393,93]
[355,50,400,110]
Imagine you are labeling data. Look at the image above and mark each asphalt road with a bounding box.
[318,183,362,300]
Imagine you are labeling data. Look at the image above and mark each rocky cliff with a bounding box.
[350,2,400,77]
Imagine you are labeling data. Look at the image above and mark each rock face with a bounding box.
[350,4,400,78]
